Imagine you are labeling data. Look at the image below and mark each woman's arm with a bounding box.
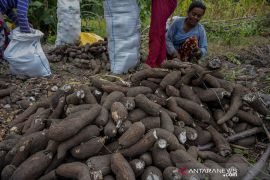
[6,9,19,25]
[166,20,179,56]
[17,0,31,33]
[198,25,208,57]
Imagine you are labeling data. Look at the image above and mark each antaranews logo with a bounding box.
[178,167,188,176]
[177,166,238,178]
[223,166,238,177]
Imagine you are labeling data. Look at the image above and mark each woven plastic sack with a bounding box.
[56,0,81,46]
[104,0,141,74]
[4,28,51,77]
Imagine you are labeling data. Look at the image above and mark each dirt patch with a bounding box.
[205,44,270,95]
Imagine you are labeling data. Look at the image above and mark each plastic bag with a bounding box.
[80,32,103,46]
[104,0,141,74]
[4,27,51,77]
[56,0,81,46]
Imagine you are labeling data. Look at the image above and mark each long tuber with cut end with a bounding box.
[141,116,161,131]
[152,140,173,170]
[47,105,101,141]
[104,118,118,138]
[160,71,181,89]
[213,109,231,133]
[111,102,128,128]
[57,125,100,159]
[130,68,169,84]
[10,150,53,180]
[146,93,167,106]
[1,165,16,180]
[163,166,182,180]
[118,120,132,135]
[56,162,91,180]
[243,93,270,116]
[204,160,229,180]
[225,154,249,178]
[126,86,153,97]
[49,96,65,119]
[167,97,195,127]
[0,86,16,98]
[120,97,135,111]
[192,87,231,102]
[81,85,97,104]
[129,159,145,177]
[139,152,152,166]
[86,154,112,176]
[95,107,109,127]
[135,94,161,116]
[197,150,227,163]
[102,91,125,110]
[120,129,158,158]
[66,90,85,105]
[236,110,262,126]
[160,110,174,133]
[10,139,32,167]
[118,122,145,148]
[155,128,185,151]
[71,136,106,159]
[207,125,231,157]
[161,59,192,69]
[65,104,94,115]
[38,170,57,180]
[187,146,198,159]
[175,97,211,123]
[170,149,209,179]
[128,108,148,123]
[111,153,136,180]
[166,85,180,97]
[217,84,245,124]
[141,166,163,180]
[140,80,159,91]
[180,84,202,105]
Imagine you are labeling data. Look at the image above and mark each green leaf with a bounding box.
[30,1,43,8]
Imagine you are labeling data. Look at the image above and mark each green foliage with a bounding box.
[204,16,265,45]
[172,0,270,45]
[28,0,57,36]
[137,0,151,25]
[222,68,244,82]
[226,53,242,65]
[81,0,103,18]
[27,0,270,44]
[80,0,107,36]
[46,35,56,45]
[82,19,106,37]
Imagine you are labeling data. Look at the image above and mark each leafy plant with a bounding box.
[28,0,57,36]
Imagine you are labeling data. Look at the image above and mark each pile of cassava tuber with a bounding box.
[1,59,270,180]
[0,81,17,109]
[46,40,109,74]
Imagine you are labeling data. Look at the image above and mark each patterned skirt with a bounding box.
[167,36,199,62]
[0,14,10,58]
[178,36,199,62]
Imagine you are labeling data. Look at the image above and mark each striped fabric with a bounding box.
[0,0,30,33]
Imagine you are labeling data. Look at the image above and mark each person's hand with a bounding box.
[193,48,202,59]
[173,51,181,60]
